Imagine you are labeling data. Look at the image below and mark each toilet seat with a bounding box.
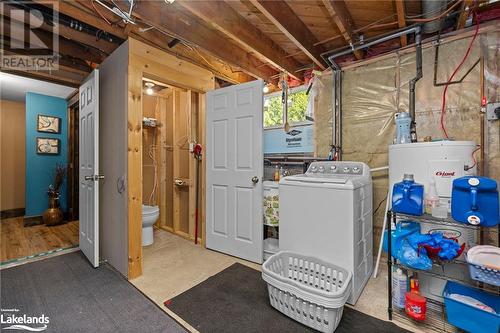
[142,205,159,215]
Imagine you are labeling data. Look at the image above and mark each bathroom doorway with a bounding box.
[0,73,80,266]
[140,78,203,253]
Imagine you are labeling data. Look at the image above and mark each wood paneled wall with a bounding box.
[0,99,25,211]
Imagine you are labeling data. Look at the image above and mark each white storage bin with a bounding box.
[262,251,352,333]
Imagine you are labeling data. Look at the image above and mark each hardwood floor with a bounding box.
[0,217,79,263]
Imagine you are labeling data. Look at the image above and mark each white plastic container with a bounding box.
[262,251,352,333]
[392,268,407,309]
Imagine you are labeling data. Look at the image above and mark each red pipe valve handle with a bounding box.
[193,143,202,160]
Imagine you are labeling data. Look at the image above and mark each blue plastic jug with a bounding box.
[383,220,420,258]
[451,176,499,227]
[392,174,424,216]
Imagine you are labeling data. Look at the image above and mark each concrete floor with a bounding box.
[131,228,434,333]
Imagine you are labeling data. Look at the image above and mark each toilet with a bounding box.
[142,205,160,246]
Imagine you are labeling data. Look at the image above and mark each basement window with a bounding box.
[263,85,310,128]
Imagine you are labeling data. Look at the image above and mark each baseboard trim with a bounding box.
[23,215,43,227]
[0,208,25,220]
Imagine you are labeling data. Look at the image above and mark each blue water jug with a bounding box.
[395,112,412,144]
[392,174,424,216]
[451,176,499,227]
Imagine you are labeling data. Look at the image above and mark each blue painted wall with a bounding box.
[25,92,68,216]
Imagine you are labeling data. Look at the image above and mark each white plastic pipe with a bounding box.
[373,190,390,278]
[370,165,389,173]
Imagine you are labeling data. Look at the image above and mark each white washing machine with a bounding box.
[279,161,373,305]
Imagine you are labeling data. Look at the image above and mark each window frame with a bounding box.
[263,84,311,130]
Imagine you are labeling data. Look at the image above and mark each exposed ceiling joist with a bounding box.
[249,0,327,70]
[394,0,407,47]
[456,0,474,30]
[128,28,255,84]
[321,0,363,60]
[117,0,277,81]
[32,0,259,83]
[2,69,82,87]
[177,0,303,80]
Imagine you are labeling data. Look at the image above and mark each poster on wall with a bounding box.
[264,124,314,154]
[37,114,61,133]
[36,137,60,155]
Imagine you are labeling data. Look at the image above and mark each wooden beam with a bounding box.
[121,0,276,81]
[457,0,474,30]
[128,29,254,84]
[178,0,303,80]
[249,0,326,70]
[2,69,82,87]
[394,0,407,47]
[44,0,255,83]
[322,0,363,59]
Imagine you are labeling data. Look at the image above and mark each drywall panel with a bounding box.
[99,40,129,277]
[25,93,68,216]
[0,99,25,211]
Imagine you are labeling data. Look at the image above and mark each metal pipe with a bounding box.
[322,25,423,155]
[409,30,423,142]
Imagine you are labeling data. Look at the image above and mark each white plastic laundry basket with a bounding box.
[262,251,352,333]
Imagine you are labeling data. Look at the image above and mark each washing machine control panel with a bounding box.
[306,162,365,175]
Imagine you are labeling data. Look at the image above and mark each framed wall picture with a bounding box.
[36,137,60,155]
[37,114,61,133]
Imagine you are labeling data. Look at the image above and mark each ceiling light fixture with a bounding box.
[262,84,270,93]
[164,0,175,4]
[145,82,155,95]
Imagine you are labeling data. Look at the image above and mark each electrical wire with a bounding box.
[148,99,160,206]
[92,0,112,25]
[405,0,462,19]
[440,5,480,139]
[465,146,481,171]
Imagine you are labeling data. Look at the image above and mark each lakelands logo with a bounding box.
[435,171,455,177]
[0,1,59,70]
[1,308,49,331]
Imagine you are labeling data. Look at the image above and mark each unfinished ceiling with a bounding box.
[1,0,498,87]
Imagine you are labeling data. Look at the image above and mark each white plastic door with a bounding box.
[206,80,263,263]
[79,69,99,267]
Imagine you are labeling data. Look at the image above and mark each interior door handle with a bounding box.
[252,176,259,184]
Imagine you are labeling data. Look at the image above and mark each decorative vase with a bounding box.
[43,196,64,226]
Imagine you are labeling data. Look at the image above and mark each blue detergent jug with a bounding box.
[383,220,420,258]
[451,176,499,227]
[392,174,424,216]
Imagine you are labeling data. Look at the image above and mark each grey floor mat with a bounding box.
[0,251,186,333]
[165,263,410,333]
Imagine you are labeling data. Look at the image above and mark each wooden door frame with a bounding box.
[127,38,214,279]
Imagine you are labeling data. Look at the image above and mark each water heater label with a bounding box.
[428,160,463,197]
